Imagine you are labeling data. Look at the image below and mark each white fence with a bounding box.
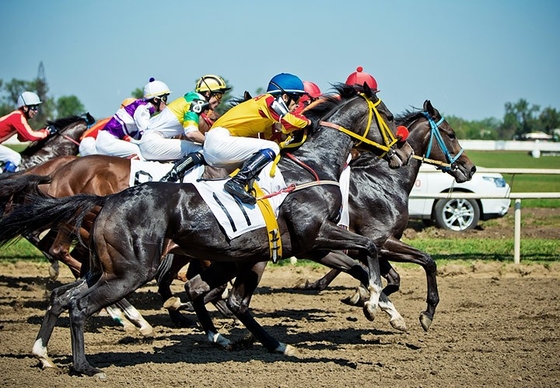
[410,168,560,263]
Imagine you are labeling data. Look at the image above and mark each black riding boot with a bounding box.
[160,152,205,182]
[224,150,275,205]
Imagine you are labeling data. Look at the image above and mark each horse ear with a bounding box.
[244,91,252,101]
[362,82,372,97]
[423,100,435,115]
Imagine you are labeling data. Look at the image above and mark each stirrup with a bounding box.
[224,179,256,205]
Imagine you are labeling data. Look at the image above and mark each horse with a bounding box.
[0,83,413,377]
[296,100,476,331]
[14,113,94,170]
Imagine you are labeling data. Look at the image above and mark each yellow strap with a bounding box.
[253,184,282,263]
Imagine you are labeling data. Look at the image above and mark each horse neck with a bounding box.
[19,122,85,169]
[283,127,356,183]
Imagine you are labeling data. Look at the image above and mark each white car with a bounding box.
[408,165,511,231]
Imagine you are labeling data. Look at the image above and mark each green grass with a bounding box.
[466,151,560,207]
[400,237,559,263]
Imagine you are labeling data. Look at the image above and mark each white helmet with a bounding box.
[143,78,172,99]
[17,91,42,108]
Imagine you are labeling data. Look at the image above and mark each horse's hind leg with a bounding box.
[32,278,89,369]
[67,274,150,377]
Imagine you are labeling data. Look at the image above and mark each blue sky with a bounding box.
[1,0,559,121]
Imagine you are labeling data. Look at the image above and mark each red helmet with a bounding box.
[299,80,322,106]
[345,66,378,91]
[303,81,321,98]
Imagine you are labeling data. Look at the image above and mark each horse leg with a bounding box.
[295,268,341,291]
[345,257,407,331]
[67,272,152,377]
[380,258,401,296]
[226,261,297,355]
[184,261,238,349]
[312,223,383,322]
[32,278,89,369]
[381,236,439,331]
[114,298,154,336]
[156,254,197,327]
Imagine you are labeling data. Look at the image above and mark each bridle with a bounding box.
[411,112,464,172]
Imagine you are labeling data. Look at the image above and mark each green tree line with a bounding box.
[2,74,558,140]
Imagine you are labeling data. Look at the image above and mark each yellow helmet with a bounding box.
[195,74,231,94]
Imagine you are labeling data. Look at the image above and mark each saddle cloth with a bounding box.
[129,160,288,239]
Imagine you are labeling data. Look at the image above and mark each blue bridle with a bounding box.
[421,112,464,172]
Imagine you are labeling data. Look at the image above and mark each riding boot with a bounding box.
[224,149,276,205]
[160,152,205,182]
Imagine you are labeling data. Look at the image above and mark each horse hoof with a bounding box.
[139,325,154,337]
[48,262,59,281]
[275,343,298,357]
[363,302,376,322]
[94,371,107,380]
[419,312,433,331]
[390,317,408,332]
[163,296,183,311]
[36,356,57,369]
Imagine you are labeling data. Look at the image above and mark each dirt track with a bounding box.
[1,260,559,388]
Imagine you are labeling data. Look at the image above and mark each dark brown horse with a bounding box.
[16,113,94,170]
[0,84,412,377]
[297,100,475,331]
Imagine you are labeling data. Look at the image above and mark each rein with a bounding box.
[319,94,398,155]
[411,112,464,171]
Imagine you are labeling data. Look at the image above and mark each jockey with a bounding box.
[345,66,379,92]
[202,73,311,204]
[293,80,322,115]
[0,91,57,172]
[146,74,230,181]
[78,97,137,156]
[95,78,171,159]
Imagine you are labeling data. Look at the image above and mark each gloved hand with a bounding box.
[190,99,211,114]
[46,125,58,136]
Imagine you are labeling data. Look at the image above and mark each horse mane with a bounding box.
[47,115,86,130]
[395,108,424,127]
[303,83,360,133]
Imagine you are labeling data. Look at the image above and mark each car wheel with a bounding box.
[433,198,480,231]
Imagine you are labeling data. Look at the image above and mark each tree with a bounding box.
[56,96,85,118]
[500,99,540,140]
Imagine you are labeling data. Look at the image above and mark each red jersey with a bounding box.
[0,110,49,143]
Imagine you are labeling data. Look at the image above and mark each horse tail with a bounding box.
[0,174,51,216]
[0,193,106,247]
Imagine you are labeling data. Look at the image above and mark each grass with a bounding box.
[466,151,560,207]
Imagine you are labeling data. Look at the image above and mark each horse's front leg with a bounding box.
[312,222,383,322]
[184,261,238,349]
[227,261,297,356]
[381,237,440,331]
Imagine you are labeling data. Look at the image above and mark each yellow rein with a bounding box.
[319,94,398,154]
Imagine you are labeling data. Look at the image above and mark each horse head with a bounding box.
[401,100,476,183]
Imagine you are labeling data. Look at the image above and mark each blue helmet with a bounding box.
[266,73,305,96]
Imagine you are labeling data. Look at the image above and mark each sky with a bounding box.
[1,0,559,122]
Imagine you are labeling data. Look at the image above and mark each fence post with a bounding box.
[514,199,521,264]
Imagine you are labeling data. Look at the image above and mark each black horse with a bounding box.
[16,113,94,170]
[296,100,476,331]
[0,84,412,377]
